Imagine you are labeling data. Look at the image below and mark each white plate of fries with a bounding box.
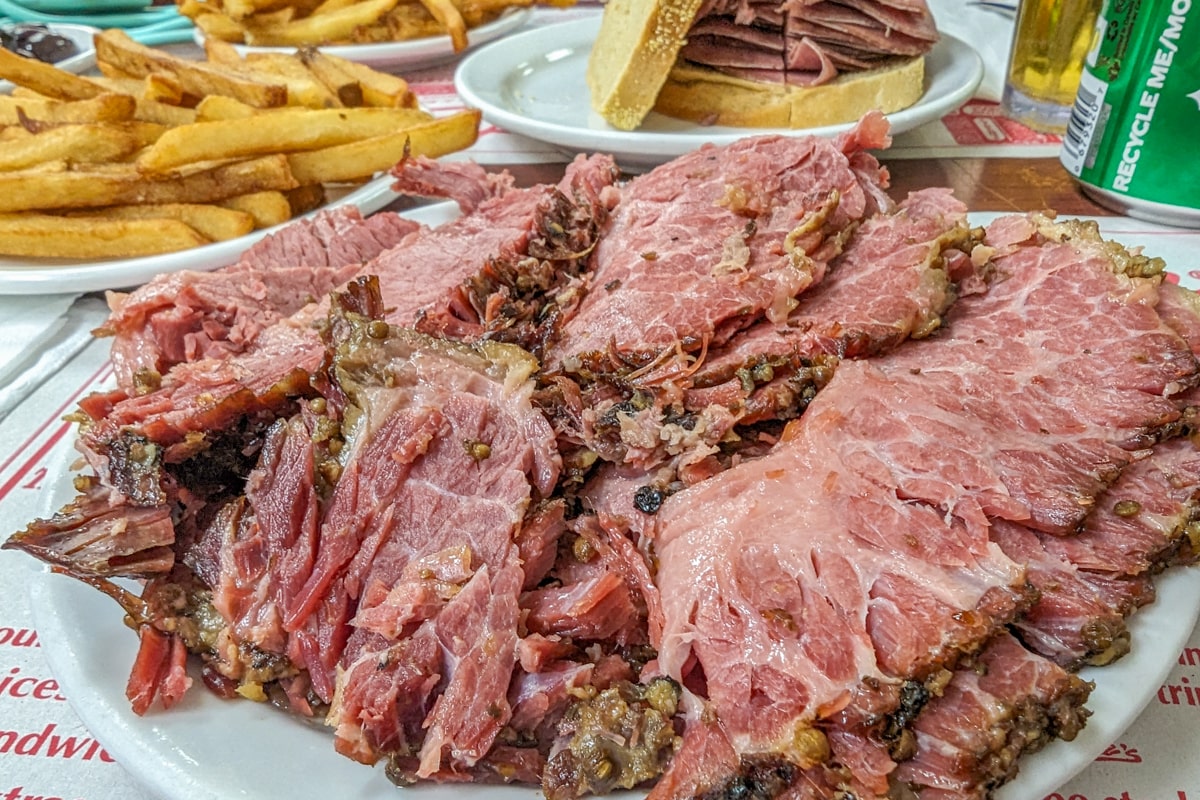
[0,27,484,295]
[190,5,533,70]
[0,22,97,92]
[0,176,406,294]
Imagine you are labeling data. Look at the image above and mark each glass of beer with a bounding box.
[1001,0,1103,134]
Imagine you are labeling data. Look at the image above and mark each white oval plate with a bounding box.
[25,201,1200,800]
[0,22,98,93]
[192,7,531,71]
[455,18,984,170]
[0,177,407,296]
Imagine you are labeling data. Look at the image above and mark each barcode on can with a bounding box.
[1061,70,1108,175]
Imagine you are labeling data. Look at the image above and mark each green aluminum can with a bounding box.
[1060,0,1200,227]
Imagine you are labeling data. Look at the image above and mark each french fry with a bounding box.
[8,86,46,99]
[200,36,244,69]
[0,124,142,170]
[0,48,107,101]
[308,0,360,15]
[132,97,199,126]
[0,212,209,258]
[284,183,327,215]
[416,0,467,51]
[94,73,198,123]
[89,74,144,95]
[95,60,140,82]
[222,0,311,20]
[117,120,172,147]
[92,70,186,104]
[0,93,138,125]
[236,7,297,31]
[0,155,299,213]
[194,93,260,120]
[138,106,433,172]
[286,109,480,183]
[241,0,399,45]
[219,190,294,228]
[302,50,415,107]
[143,73,188,105]
[177,0,544,45]
[0,23,482,261]
[376,4,443,40]
[69,203,257,242]
[191,8,250,43]
[201,37,339,107]
[296,48,363,106]
[242,52,342,107]
[95,30,288,108]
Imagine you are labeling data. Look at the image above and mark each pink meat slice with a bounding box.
[996,434,1200,668]
[650,376,1030,757]
[103,207,421,391]
[682,0,937,84]
[546,118,893,373]
[894,633,1092,799]
[645,214,1196,793]
[186,407,323,661]
[380,154,617,343]
[1061,435,1200,574]
[388,155,516,213]
[874,216,1197,534]
[283,325,560,778]
[3,477,175,578]
[682,186,968,414]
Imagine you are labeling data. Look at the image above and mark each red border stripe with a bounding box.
[0,361,113,502]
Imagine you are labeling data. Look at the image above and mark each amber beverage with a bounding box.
[1001,0,1103,134]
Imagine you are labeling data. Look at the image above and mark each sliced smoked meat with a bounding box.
[682,186,971,423]
[77,155,616,476]
[999,434,1200,668]
[103,207,421,392]
[298,302,560,777]
[893,633,1092,799]
[681,0,939,86]
[546,118,893,377]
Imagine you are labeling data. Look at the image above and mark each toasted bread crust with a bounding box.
[653,55,927,129]
[586,0,707,131]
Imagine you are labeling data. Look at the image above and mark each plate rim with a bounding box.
[191,6,532,69]
[454,17,983,164]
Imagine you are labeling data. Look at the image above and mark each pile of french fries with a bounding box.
[180,0,567,50]
[0,29,481,259]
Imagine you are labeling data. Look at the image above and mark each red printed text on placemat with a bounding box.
[940,101,1063,147]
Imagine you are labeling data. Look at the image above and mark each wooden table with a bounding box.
[887,157,1110,216]
[498,156,1110,218]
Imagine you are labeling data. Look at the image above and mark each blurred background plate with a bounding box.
[193,6,532,71]
[0,22,97,93]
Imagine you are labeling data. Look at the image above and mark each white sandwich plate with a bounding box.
[454,17,984,171]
